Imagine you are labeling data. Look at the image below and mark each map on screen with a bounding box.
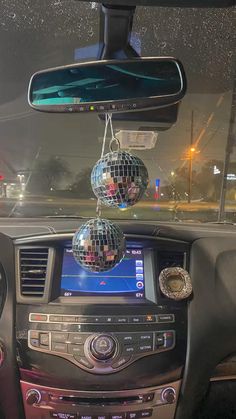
[60,248,145,298]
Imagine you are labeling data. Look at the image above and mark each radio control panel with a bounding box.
[21,380,180,419]
[28,313,176,374]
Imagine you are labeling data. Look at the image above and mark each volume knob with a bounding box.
[90,335,116,361]
[26,389,41,405]
[161,388,176,404]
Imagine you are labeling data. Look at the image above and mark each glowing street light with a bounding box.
[188,146,197,204]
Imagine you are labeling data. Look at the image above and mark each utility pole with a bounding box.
[188,110,194,204]
[218,74,236,222]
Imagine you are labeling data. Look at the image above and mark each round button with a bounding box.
[90,335,116,361]
[26,389,41,405]
[161,388,176,404]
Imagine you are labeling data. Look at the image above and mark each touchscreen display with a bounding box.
[60,248,145,298]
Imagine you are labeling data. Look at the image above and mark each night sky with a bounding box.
[0,0,235,188]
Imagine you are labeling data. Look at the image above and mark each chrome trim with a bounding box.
[161,387,177,403]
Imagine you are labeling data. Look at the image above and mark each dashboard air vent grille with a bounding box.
[158,251,185,273]
[19,248,49,297]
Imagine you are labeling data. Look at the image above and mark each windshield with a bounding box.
[0,0,235,222]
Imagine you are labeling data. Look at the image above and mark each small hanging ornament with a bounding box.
[72,218,125,272]
[72,114,126,272]
[91,122,149,209]
[91,150,149,209]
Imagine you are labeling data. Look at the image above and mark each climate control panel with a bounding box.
[28,313,176,374]
[28,329,175,373]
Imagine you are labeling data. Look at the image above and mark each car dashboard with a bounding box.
[0,219,236,419]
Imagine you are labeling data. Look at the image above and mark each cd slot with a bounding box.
[49,394,154,405]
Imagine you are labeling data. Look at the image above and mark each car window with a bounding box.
[0,1,235,221]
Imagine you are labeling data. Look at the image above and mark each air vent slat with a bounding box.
[21,291,46,295]
[21,258,48,261]
[19,248,49,298]
[159,251,185,273]
[21,264,47,267]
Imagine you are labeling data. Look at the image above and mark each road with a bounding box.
[1,196,236,222]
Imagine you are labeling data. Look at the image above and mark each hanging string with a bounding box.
[96,113,120,217]
[100,113,109,158]
[107,113,120,152]
[96,113,110,218]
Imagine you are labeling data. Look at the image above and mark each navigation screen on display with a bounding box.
[60,248,145,298]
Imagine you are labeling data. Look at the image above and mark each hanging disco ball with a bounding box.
[91,151,149,209]
[72,218,126,273]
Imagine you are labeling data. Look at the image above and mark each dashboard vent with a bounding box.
[158,251,185,273]
[19,248,49,297]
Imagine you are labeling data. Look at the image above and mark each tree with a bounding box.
[28,156,71,194]
[70,167,93,198]
[194,160,223,201]
[166,160,223,202]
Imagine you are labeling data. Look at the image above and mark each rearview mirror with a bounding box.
[28,58,186,113]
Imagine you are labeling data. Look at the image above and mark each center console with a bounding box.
[28,312,175,374]
[15,234,189,419]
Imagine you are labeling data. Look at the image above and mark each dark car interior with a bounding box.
[1,220,236,419]
[0,0,236,419]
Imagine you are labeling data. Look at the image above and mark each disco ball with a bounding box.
[91,151,149,208]
[72,218,126,273]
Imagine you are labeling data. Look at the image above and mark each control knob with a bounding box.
[161,388,176,404]
[90,334,116,361]
[26,389,41,405]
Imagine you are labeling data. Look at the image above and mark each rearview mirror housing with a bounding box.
[28,58,186,114]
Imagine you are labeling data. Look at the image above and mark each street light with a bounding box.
[170,171,176,201]
[188,147,196,204]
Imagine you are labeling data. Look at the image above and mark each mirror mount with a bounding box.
[98,4,139,60]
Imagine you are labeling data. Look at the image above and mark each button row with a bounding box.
[64,102,139,114]
[118,332,153,345]
[30,330,175,352]
[29,313,175,325]
[29,332,86,355]
[29,331,94,369]
[123,344,153,355]
[51,410,153,419]
[119,331,175,355]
